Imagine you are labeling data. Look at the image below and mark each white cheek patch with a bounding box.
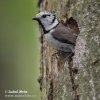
[43,18,59,31]
[47,16,55,23]
[47,16,52,22]
[41,19,50,28]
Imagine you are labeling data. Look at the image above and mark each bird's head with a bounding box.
[33,11,59,33]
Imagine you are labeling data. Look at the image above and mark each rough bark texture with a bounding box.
[38,0,100,100]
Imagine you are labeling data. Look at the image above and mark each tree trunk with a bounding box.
[38,0,100,100]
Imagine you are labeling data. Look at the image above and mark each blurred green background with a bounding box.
[0,0,40,100]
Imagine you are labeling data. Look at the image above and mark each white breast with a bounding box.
[44,30,74,52]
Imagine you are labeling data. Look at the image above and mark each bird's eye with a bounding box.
[42,15,47,18]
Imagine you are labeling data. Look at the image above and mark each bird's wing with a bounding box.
[52,23,77,45]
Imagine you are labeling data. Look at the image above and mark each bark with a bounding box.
[38,0,100,100]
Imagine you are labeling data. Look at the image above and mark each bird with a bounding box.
[32,11,78,54]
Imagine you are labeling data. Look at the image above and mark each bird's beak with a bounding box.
[32,17,39,21]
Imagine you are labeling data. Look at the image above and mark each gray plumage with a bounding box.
[33,11,78,53]
[45,23,76,53]
[51,23,77,45]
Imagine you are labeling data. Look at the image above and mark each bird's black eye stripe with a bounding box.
[42,14,50,18]
[42,15,46,18]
